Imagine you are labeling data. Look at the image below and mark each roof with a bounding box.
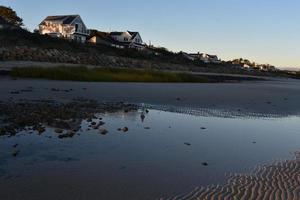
[110,32,124,36]
[40,15,79,25]
[128,31,139,38]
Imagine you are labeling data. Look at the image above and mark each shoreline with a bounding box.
[161,152,300,200]
[0,77,299,116]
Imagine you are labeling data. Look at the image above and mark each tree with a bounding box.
[0,6,23,27]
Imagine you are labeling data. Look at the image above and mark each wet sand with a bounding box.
[162,152,300,200]
[0,77,299,116]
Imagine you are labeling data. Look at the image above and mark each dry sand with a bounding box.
[161,152,300,200]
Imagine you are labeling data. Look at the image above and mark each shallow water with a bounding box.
[0,108,300,200]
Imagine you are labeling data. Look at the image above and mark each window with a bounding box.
[124,38,128,42]
[75,24,79,32]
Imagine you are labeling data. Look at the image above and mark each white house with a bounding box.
[109,31,144,49]
[39,15,89,43]
[188,53,221,64]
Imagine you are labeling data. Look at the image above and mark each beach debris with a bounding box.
[55,128,64,134]
[10,91,20,94]
[34,125,46,134]
[51,88,60,92]
[58,130,76,139]
[184,142,191,146]
[0,101,137,137]
[117,127,129,132]
[12,149,19,157]
[202,162,208,166]
[99,128,108,135]
[93,121,105,129]
[201,127,207,130]
[144,127,151,130]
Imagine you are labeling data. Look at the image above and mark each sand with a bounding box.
[0,77,300,117]
[161,152,300,200]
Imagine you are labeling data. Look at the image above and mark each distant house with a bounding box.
[87,30,125,49]
[39,15,88,43]
[109,31,144,49]
[88,30,144,50]
[188,52,221,64]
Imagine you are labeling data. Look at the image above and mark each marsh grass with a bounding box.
[10,67,213,83]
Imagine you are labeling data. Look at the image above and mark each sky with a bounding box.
[1,0,300,69]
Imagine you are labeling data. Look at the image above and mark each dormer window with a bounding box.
[75,24,79,32]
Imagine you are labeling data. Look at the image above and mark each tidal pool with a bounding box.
[0,108,300,200]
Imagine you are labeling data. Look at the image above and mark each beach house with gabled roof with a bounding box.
[39,15,88,43]
[109,31,144,49]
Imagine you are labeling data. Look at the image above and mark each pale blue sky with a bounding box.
[1,0,300,68]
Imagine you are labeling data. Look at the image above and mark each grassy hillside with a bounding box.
[10,66,262,83]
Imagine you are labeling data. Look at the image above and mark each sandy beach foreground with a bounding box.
[1,76,300,200]
[161,152,300,200]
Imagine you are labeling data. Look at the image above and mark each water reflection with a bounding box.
[0,106,300,200]
[140,103,300,119]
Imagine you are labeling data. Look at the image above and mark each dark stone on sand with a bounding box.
[201,127,207,130]
[58,130,76,139]
[12,149,19,157]
[99,128,108,135]
[184,142,191,146]
[144,127,151,130]
[122,127,129,132]
[55,128,64,134]
[202,162,208,166]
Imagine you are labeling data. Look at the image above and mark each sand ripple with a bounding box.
[161,153,300,200]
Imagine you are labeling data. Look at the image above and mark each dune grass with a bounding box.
[10,66,213,83]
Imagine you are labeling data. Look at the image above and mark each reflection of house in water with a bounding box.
[39,15,89,43]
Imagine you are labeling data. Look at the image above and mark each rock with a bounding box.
[91,122,97,126]
[144,127,151,130]
[122,127,129,132]
[145,109,149,113]
[202,162,208,166]
[10,91,20,94]
[58,130,76,139]
[12,149,19,157]
[201,127,207,130]
[55,128,64,134]
[99,128,108,135]
[13,144,18,148]
[184,142,191,146]
[36,126,46,134]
